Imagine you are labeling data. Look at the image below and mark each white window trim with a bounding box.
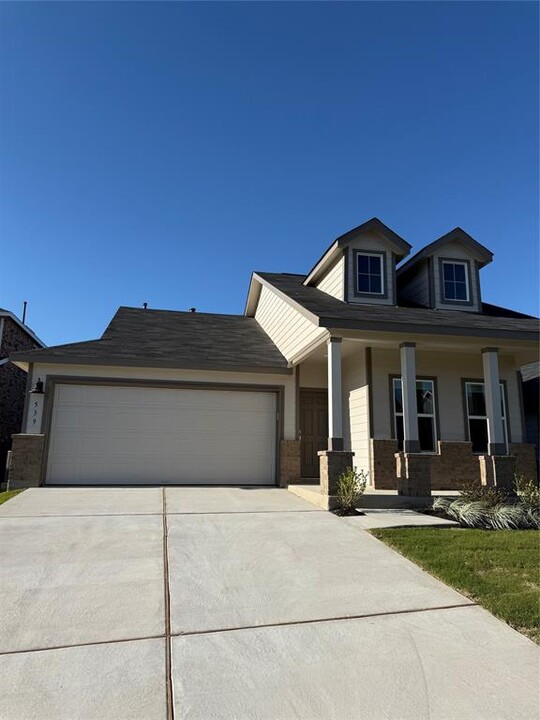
[393,378,438,454]
[464,381,508,453]
[356,251,385,296]
[441,260,470,302]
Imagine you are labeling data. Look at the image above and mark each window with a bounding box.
[393,378,437,452]
[465,382,508,453]
[442,260,469,301]
[356,252,384,295]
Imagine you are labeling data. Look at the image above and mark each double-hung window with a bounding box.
[464,381,508,453]
[356,252,384,295]
[393,378,437,453]
[442,260,469,302]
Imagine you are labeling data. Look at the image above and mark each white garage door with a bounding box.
[46,384,277,485]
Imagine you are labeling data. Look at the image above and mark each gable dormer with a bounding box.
[304,218,411,306]
[397,228,493,313]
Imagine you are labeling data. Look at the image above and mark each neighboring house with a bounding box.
[0,309,45,483]
[9,218,539,502]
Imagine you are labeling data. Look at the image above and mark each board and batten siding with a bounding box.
[315,256,345,300]
[254,285,326,363]
[345,232,395,306]
[27,362,297,440]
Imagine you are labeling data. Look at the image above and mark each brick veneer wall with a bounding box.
[279,439,301,487]
[8,434,45,488]
[430,441,480,490]
[370,439,399,489]
[510,443,538,483]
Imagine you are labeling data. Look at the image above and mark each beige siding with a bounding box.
[30,362,297,440]
[255,285,326,362]
[315,256,345,300]
[299,359,327,388]
[342,353,370,476]
[370,348,523,443]
[349,386,371,479]
[432,241,481,312]
[398,261,430,307]
[345,232,395,306]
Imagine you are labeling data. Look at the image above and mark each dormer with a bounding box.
[303,218,411,306]
[397,228,493,313]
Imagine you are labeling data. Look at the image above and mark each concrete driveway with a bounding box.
[0,487,537,719]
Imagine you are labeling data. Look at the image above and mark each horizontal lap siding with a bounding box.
[255,285,325,362]
[399,262,430,307]
[315,257,345,300]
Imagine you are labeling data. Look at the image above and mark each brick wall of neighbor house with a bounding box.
[510,443,538,483]
[370,439,399,489]
[8,434,45,488]
[430,442,480,489]
[0,318,41,482]
[279,440,301,487]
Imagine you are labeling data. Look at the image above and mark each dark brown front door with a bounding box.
[300,389,328,478]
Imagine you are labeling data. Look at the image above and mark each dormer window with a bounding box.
[355,250,385,296]
[441,260,470,302]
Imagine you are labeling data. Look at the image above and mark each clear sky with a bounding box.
[1,1,538,346]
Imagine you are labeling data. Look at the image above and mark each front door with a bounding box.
[299,389,328,478]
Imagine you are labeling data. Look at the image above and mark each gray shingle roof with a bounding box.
[11,307,289,373]
[255,272,539,341]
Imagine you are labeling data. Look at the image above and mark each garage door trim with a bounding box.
[40,375,285,486]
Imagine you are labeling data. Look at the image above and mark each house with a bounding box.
[520,361,539,476]
[0,309,45,484]
[9,218,539,505]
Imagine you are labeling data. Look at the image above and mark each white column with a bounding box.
[482,347,506,455]
[400,342,420,453]
[327,337,343,450]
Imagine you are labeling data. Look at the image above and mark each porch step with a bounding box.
[288,484,458,511]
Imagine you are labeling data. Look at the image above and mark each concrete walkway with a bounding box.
[0,487,537,719]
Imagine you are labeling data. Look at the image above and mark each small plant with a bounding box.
[335,467,367,514]
[514,474,540,508]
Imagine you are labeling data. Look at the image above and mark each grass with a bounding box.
[0,489,23,505]
[371,526,540,643]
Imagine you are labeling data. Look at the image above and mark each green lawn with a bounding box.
[0,489,23,505]
[371,527,540,644]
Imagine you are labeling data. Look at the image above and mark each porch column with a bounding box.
[400,342,420,453]
[327,337,343,450]
[482,347,506,455]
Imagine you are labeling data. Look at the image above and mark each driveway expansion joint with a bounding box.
[162,487,174,720]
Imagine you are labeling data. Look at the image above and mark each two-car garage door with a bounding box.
[46,383,278,485]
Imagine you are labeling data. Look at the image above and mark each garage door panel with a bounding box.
[46,385,277,486]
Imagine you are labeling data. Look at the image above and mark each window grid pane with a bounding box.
[442,262,469,302]
[393,378,436,453]
[356,254,383,295]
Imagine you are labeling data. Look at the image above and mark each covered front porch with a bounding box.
[293,330,537,509]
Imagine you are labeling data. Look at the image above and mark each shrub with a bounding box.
[514,474,540,508]
[336,467,367,512]
[459,480,508,507]
[433,496,540,530]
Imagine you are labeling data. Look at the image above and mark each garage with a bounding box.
[45,383,278,485]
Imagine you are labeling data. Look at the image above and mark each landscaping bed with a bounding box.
[372,526,540,643]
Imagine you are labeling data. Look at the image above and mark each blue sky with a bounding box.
[1,1,538,346]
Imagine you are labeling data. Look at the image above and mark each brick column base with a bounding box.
[396,452,431,497]
[8,434,45,489]
[279,440,301,488]
[478,455,516,491]
[318,450,355,510]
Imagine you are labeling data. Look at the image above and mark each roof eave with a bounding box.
[319,317,538,342]
[9,353,292,375]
